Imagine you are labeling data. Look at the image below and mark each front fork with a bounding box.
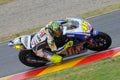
[86,30,99,46]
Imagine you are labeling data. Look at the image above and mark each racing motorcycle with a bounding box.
[8,18,112,67]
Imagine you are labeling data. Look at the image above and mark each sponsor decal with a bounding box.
[67,35,75,37]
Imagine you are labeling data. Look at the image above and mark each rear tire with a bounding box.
[19,50,47,67]
[86,32,112,51]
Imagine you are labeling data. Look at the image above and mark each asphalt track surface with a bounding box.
[0,10,120,77]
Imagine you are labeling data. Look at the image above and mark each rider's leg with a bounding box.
[33,49,52,60]
[33,49,62,63]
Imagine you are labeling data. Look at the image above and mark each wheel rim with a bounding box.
[94,37,107,48]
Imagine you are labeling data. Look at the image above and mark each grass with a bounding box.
[0,3,120,42]
[27,56,120,80]
[0,0,14,5]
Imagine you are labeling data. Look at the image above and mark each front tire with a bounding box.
[86,32,112,51]
[19,50,47,67]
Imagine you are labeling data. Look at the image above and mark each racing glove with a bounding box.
[63,41,73,49]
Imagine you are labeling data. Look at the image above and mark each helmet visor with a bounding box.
[53,29,62,37]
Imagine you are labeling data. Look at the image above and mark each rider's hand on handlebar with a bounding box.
[64,41,73,49]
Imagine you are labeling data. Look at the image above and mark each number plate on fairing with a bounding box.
[81,20,92,33]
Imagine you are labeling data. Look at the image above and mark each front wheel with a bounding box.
[19,50,48,67]
[85,32,112,51]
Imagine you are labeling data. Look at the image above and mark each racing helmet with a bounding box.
[49,21,63,37]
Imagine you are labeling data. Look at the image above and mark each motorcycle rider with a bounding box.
[30,20,74,63]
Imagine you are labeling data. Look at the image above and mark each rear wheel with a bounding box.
[19,50,48,67]
[85,32,112,51]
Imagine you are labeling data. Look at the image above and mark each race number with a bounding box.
[81,20,89,32]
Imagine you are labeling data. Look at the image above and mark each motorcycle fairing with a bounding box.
[63,18,93,40]
[20,35,31,49]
